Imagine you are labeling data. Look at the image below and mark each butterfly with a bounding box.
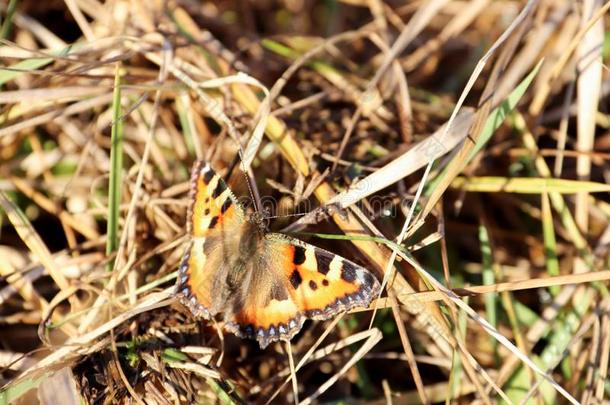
[176,161,380,348]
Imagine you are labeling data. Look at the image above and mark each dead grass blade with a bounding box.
[530,0,610,114]
[2,2,608,403]
[0,192,69,294]
[37,367,80,405]
[299,328,382,405]
[5,288,174,396]
[284,108,474,232]
[574,0,604,274]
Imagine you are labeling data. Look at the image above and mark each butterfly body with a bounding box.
[177,161,380,348]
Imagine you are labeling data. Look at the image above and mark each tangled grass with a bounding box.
[1,1,609,403]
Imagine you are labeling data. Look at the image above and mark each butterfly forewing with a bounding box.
[187,161,244,237]
[178,161,245,318]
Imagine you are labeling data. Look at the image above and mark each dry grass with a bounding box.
[1,1,609,404]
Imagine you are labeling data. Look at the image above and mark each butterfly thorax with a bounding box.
[238,219,265,257]
[236,212,268,255]
[222,216,266,292]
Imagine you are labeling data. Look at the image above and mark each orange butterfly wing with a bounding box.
[227,235,380,348]
[177,161,245,318]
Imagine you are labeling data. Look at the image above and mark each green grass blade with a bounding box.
[541,193,560,296]
[0,45,73,86]
[0,57,53,86]
[206,379,239,405]
[176,91,197,157]
[467,59,544,163]
[261,38,299,59]
[106,65,124,271]
[0,372,53,405]
[448,296,468,401]
[0,0,18,39]
[479,224,499,363]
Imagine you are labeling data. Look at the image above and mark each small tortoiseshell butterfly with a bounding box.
[177,161,380,348]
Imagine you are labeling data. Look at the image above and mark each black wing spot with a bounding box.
[315,250,332,275]
[341,261,358,282]
[290,270,302,289]
[322,279,329,286]
[202,168,215,184]
[211,179,227,198]
[220,199,232,214]
[293,245,306,265]
[208,215,219,229]
[309,280,317,290]
[203,208,210,215]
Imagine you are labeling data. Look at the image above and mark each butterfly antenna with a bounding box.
[227,135,263,214]
[265,211,308,220]
[243,165,262,213]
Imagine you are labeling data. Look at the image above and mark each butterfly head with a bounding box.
[247,210,270,232]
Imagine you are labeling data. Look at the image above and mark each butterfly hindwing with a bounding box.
[226,235,380,348]
[224,261,304,348]
[177,161,245,318]
[271,236,380,319]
